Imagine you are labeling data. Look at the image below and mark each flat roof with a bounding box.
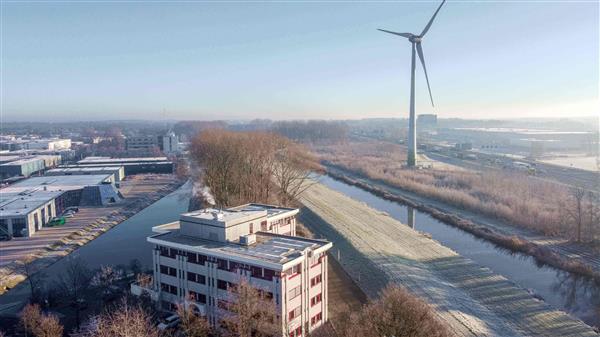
[180,208,266,228]
[47,166,123,174]
[1,174,112,194]
[78,156,168,164]
[227,203,298,218]
[149,224,331,267]
[0,157,44,166]
[0,190,62,217]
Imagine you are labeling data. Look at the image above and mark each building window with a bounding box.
[160,265,177,277]
[217,259,228,271]
[288,306,301,321]
[249,223,254,234]
[187,252,206,265]
[310,293,322,307]
[261,221,268,231]
[310,275,322,287]
[288,285,301,300]
[187,271,206,284]
[285,264,301,279]
[189,291,207,304]
[160,283,177,295]
[217,279,235,291]
[311,312,323,326]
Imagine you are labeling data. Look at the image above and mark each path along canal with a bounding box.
[318,174,600,328]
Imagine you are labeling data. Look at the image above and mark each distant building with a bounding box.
[126,135,159,151]
[46,166,125,184]
[25,138,71,151]
[417,114,438,128]
[0,174,120,237]
[77,156,173,175]
[132,204,331,336]
[162,131,179,154]
[0,157,46,179]
[455,142,473,150]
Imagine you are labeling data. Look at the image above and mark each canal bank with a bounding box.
[324,165,600,282]
[299,178,599,336]
[0,180,192,315]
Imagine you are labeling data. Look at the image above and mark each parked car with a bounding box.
[0,232,12,241]
[47,217,66,227]
[64,206,79,213]
[62,211,75,218]
[157,314,180,330]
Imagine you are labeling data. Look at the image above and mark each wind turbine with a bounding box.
[379,0,446,167]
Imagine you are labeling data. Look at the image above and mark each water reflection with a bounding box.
[318,174,600,328]
[407,206,416,229]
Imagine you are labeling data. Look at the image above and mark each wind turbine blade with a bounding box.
[377,29,412,38]
[416,42,434,107]
[420,0,446,37]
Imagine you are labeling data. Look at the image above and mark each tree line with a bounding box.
[190,129,319,207]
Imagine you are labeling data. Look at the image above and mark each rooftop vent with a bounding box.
[212,211,224,221]
[239,234,256,246]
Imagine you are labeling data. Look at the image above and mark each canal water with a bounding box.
[317,175,600,328]
[0,181,192,309]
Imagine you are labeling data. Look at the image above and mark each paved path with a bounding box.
[299,181,599,337]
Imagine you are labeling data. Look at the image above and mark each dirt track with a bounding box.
[299,181,599,337]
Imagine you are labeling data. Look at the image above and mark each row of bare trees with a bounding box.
[10,273,453,337]
[561,187,600,243]
[190,130,318,207]
[270,120,348,145]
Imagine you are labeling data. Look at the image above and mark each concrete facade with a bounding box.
[138,205,331,336]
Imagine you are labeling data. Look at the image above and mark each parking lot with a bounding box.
[0,174,183,290]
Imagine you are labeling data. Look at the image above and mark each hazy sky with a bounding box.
[1,1,598,122]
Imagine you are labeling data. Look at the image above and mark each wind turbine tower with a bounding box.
[379,0,446,167]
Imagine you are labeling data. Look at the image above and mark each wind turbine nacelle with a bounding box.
[409,36,422,43]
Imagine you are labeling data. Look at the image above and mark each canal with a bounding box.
[0,181,192,310]
[318,174,600,328]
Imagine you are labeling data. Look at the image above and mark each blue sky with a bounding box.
[1,1,598,121]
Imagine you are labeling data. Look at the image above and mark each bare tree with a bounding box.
[176,295,211,337]
[55,257,92,330]
[76,299,160,337]
[20,303,63,337]
[333,285,451,337]
[16,255,46,303]
[92,265,124,300]
[565,187,587,242]
[221,278,281,337]
[272,138,318,206]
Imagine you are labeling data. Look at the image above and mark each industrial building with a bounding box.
[77,157,173,175]
[0,138,71,151]
[125,135,159,151]
[0,157,46,179]
[132,204,331,336]
[0,175,121,237]
[162,131,179,154]
[46,166,125,184]
[0,155,62,179]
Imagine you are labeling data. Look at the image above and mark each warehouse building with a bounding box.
[0,157,46,179]
[47,166,125,184]
[77,157,173,175]
[0,175,121,237]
